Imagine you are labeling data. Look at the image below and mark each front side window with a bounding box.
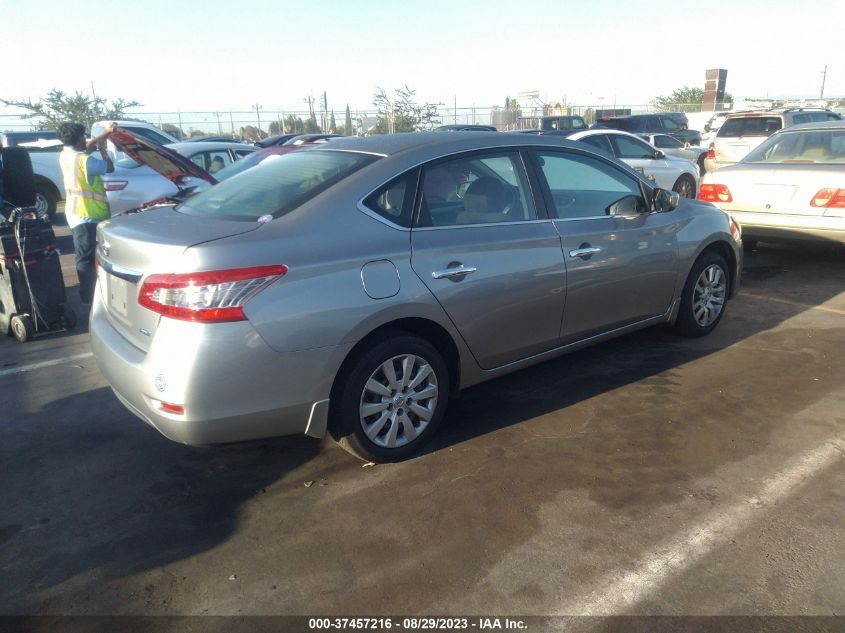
[610,135,655,159]
[177,150,377,221]
[661,117,681,131]
[536,151,647,219]
[417,152,537,227]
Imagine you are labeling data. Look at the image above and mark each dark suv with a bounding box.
[592,113,700,145]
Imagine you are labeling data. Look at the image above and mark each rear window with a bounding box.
[176,150,377,221]
[718,117,782,138]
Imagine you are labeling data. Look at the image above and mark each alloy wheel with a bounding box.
[359,354,439,449]
[693,264,727,327]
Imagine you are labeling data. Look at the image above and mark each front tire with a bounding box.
[675,251,729,337]
[330,332,451,462]
[673,174,696,199]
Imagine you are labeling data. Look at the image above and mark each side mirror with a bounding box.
[684,142,691,149]
[653,149,665,159]
[653,188,680,213]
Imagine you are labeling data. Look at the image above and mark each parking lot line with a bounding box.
[0,352,95,378]
[741,292,845,316]
[556,432,845,616]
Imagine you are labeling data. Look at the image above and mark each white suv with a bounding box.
[704,108,842,173]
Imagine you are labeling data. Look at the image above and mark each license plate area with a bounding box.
[98,267,131,318]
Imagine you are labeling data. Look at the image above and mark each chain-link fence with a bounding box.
[3,97,844,138]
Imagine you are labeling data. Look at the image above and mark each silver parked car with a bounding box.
[91,133,742,462]
[567,129,700,198]
[641,133,709,175]
[700,120,845,247]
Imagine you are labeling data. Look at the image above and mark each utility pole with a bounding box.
[229,111,235,138]
[820,64,828,100]
[215,112,222,134]
[253,103,262,136]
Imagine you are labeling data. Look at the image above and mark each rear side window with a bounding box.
[718,117,783,137]
[653,135,683,149]
[177,150,377,221]
[417,152,537,227]
[363,171,417,228]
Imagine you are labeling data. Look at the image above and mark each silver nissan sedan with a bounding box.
[90,132,742,462]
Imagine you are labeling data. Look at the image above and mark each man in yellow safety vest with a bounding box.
[58,121,116,304]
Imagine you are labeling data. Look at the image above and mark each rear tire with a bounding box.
[697,153,707,176]
[675,251,729,338]
[673,174,696,199]
[34,184,58,223]
[329,332,451,462]
[10,315,34,343]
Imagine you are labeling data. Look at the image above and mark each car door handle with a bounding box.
[432,266,477,280]
[569,247,601,258]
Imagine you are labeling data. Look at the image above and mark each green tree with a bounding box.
[345,105,353,136]
[1,89,141,131]
[161,123,184,140]
[268,119,282,135]
[239,125,264,142]
[329,110,337,133]
[304,115,321,133]
[652,86,733,112]
[284,115,304,134]
[373,85,441,134]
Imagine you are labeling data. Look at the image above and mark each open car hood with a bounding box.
[109,129,218,187]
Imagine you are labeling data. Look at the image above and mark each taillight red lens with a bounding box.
[699,183,733,203]
[810,188,845,208]
[706,143,715,160]
[158,401,185,415]
[138,265,288,322]
[104,180,129,191]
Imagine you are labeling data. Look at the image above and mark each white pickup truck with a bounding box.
[26,120,180,221]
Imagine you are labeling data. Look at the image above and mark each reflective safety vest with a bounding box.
[60,149,110,221]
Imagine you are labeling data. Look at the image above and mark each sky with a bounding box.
[1,0,844,118]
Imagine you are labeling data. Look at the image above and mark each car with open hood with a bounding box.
[90,132,741,462]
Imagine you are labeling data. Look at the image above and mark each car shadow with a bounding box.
[1,385,322,612]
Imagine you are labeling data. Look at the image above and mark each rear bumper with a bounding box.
[89,292,351,445]
[730,210,845,244]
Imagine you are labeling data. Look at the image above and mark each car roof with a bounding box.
[165,141,255,152]
[569,129,645,141]
[309,131,601,159]
[774,120,845,132]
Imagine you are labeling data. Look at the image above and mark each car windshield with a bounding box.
[176,149,378,221]
[742,129,845,164]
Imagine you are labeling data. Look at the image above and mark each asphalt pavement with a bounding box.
[1,223,844,622]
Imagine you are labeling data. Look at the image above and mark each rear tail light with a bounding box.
[810,188,845,208]
[706,143,715,160]
[156,401,185,415]
[104,180,129,191]
[699,183,733,203]
[138,265,287,323]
